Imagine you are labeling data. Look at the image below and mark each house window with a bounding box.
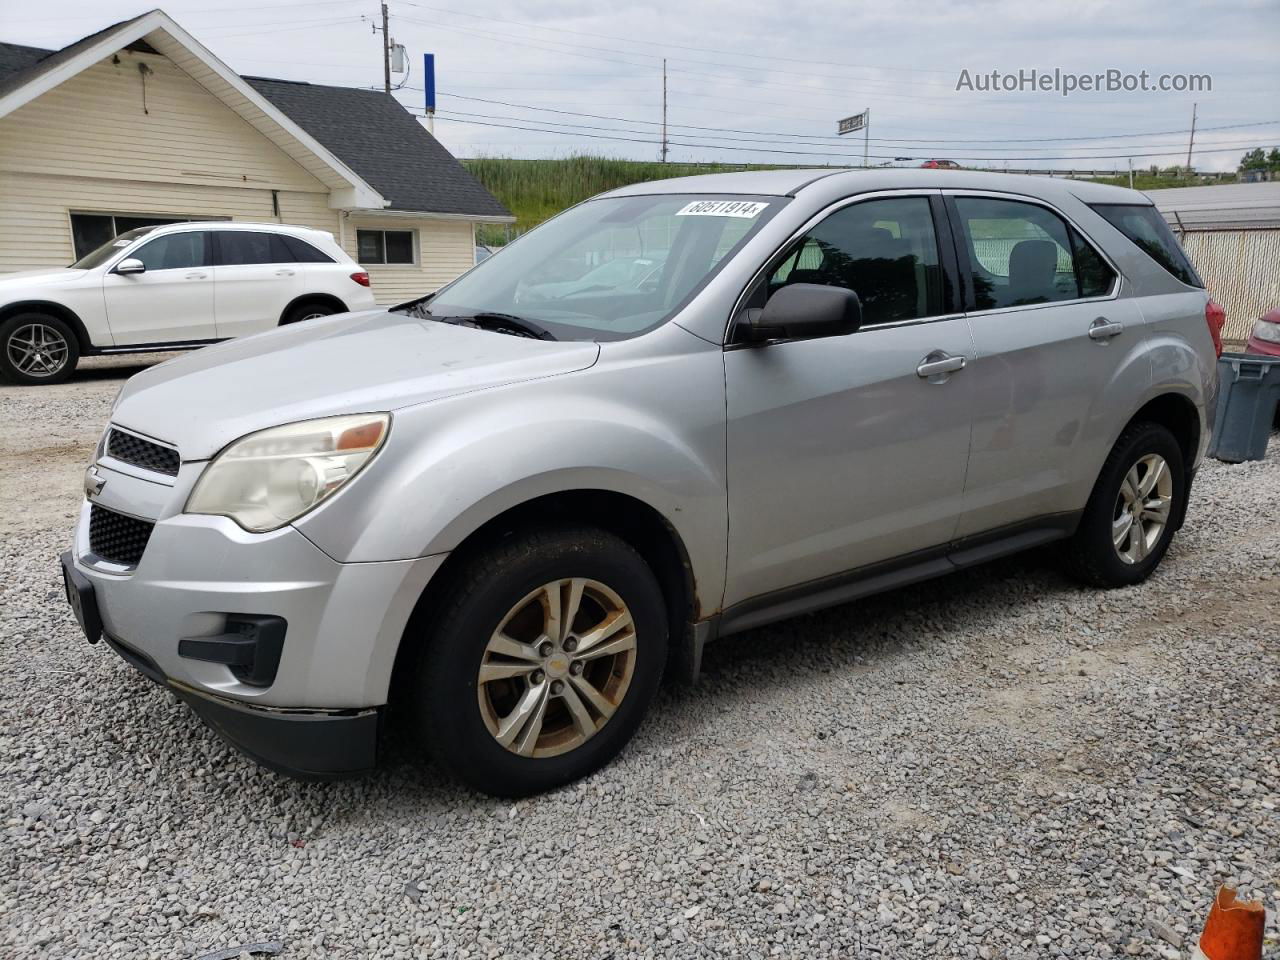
[357,229,415,265]
[69,212,223,260]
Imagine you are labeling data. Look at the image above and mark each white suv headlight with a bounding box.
[186,414,390,532]
[1250,318,1280,344]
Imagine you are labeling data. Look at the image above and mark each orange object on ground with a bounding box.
[1194,886,1265,960]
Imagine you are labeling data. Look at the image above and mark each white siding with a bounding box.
[0,50,327,192]
[0,48,336,272]
[0,171,336,271]
[0,45,487,302]
[343,215,475,305]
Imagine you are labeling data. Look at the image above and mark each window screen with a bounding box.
[1089,203,1202,287]
[357,229,414,265]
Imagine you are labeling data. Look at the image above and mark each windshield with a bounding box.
[423,194,784,341]
[70,226,157,269]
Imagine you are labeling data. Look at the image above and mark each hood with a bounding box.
[112,309,600,459]
[0,268,87,286]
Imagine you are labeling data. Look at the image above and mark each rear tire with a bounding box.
[0,313,80,385]
[1065,421,1186,588]
[405,526,667,797]
[281,301,339,325]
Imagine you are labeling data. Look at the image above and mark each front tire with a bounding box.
[407,526,668,797]
[1066,422,1186,587]
[0,313,80,385]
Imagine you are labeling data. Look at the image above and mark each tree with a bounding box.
[1240,148,1268,170]
[1269,148,1280,171]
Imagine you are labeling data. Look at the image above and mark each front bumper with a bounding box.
[65,456,446,776]
[104,626,380,780]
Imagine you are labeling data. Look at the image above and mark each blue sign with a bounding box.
[424,53,435,113]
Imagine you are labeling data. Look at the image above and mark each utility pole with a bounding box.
[1185,102,1197,175]
[864,108,870,168]
[381,1,391,95]
[661,59,668,162]
[1128,157,1134,189]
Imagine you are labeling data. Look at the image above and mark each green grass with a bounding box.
[462,155,821,244]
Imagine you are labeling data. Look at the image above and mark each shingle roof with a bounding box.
[0,15,148,101]
[245,77,509,218]
[0,35,509,219]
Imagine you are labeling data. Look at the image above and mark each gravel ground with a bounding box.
[1,360,1277,959]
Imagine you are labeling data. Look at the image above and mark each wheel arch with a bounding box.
[0,300,92,352]
[389,488,700,701]
[279,293,348,325]
[1124,391,1201,471]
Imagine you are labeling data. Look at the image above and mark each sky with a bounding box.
[2,0,1277,172]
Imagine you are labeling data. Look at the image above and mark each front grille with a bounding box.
[107,428,180,477]
[88,505,154,567]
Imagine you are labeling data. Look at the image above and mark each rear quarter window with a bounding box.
[1089,203,1203,287]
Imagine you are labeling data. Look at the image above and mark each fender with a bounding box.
[293,344,731,614]
[0,299,95,351]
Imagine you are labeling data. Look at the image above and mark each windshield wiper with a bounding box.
[437,312,558,341]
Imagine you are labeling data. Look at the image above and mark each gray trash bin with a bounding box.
[1209,352,1280,463]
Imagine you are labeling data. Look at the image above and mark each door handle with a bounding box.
[184,272,208,280]
[916,351,967,379]
[1088,317,1124,340]
[275,269,295,277]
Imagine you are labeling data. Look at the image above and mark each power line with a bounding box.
[424,92,1280,146]
[419,110,1274,162]
[397,0,957,78]
[430,106,1278,156]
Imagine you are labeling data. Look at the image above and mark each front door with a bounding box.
[723,194,976,608]
[944,194,1145,538]
[101,231,216,344]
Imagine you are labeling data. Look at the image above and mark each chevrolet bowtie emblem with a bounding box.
[84,466,106,499]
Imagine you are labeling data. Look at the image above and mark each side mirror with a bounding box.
[114,258,146,275]
[741,283,862,343]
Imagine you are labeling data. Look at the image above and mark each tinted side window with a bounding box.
[218,231,279,265]
[954,197,1100,309]
[130,232,210,271]
[280,234,334,263]
[1089,203,1202,287]
[767,196,944,327]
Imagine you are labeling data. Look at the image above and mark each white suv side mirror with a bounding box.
[115,258,146,275]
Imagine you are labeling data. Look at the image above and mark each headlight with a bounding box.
[186,414,390,532]
[1250,318,1280,344]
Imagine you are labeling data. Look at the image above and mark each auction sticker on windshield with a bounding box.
[676,200,770,218]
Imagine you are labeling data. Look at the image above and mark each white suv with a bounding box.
[0,222,377,385]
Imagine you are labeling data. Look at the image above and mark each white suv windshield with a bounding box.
[419,194,784,341]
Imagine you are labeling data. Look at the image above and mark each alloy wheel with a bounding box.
[6,323,70,378]
[477,578,637,758]
[1112,453,1173,564]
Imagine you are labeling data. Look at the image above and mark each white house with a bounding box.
[0,9,513,304]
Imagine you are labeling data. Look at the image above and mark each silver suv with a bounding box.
[60,170,1219,796]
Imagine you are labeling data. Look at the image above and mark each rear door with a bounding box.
[211,231,303,337]
[723,193,976,607]
[945,192,1145,538]
[101,231,216,344]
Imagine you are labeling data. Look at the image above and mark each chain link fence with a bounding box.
[1179,230,1280,343]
